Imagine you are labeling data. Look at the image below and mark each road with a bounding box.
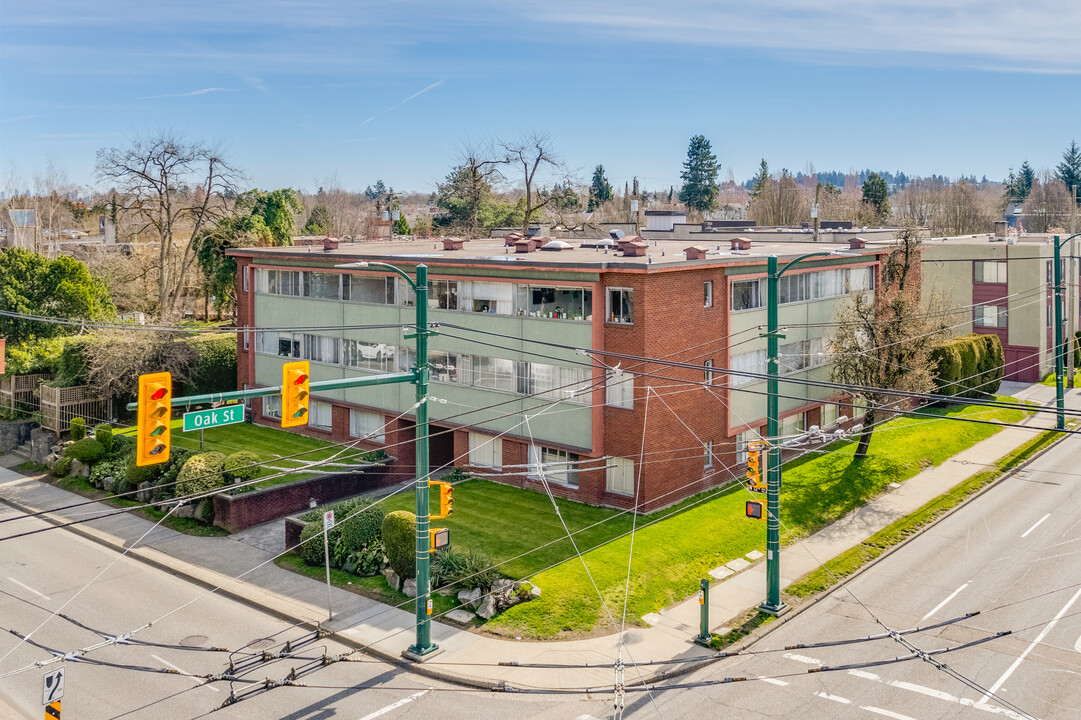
[633,432,1081,720]
[0,505,605,720]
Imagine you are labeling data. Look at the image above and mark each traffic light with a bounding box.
[430,481,454,519]
[746,500,764,520]
[281,361,310,428]
[746,440,766,492]
[136,371,171,466]
[430,527,450,551]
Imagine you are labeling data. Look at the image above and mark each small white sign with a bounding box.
[323,510,335,530]
[43,666,64,705]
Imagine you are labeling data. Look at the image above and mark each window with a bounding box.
[257,331,301,358]
[310,401,333,430]
[242,328,249,350]
[428,279,459,310]
[821,403,839,427]
[704,359,714,384]
[255,269,302,297]
[243,268,249,292]
[704,281,713,308]
[263,394,281,419]
[731,278,763,311]
[781,413,804,438]
[468,432,502,469]
[735,430,756,464]
[342,340,397,372]
[606,456,635,495]
[1047,303,1053,328]
[517,285,592,320]
[974,305,1008,328]
[348,275,396,304]
[304,334,339,365]
[778,273,809,304]
[606,370,634,409]
[472,356,517,393]
[303,272,341,301]
[975,260,1007,284]
[518,362,591,403]
[429,350,461,384]
[528,446,579,488]
[606,288,634,324]
[463,281,514,314]
[779,337,827,373]
[729,349,766,386]
[703,441,714,469]
[349,409,385,443]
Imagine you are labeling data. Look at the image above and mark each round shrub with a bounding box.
[381,511,416,580]
[69,417,86,441]
[52,456,72,477]
[339,501,386,553]
[126,459,161,488]
[63,438,107,464]
[175,452,226,498]
[224,451,260,483]
[299,520,339,566]
[94,424,114,454]
[111,433,135,453]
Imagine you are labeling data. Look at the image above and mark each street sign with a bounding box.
[42,666,64,705]
[181,405,244,433]
[323,510,335,530]
[45,701,60,719]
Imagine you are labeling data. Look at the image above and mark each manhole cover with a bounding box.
[248,638,275,650]
[179,635,208,647]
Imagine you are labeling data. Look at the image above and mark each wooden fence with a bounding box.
[0,373,53,416]
[38,384,108,435]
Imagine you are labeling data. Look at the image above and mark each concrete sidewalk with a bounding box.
[0,384,1071,690]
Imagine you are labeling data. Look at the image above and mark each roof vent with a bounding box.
[504,232,524,247]
[322,237,339,251]
[540,239,573,251]
[730,237,752,251]
[514,238,537,253]
[442,238,465,251]
[684,246,709,260]
[623,241,648,257]
[848,237,866,250]
[610,229,626,240]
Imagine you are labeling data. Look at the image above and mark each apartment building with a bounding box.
[229,234,883,511]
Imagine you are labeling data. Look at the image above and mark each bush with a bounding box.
[431,547,499,591]
[112,433,135,454]
[299,520,339,566]
[2,337,67,376]
[94,424,114,454]
[63,438,106,464]
[90,452,131,489]
[175,452,226,497]
[70,417,86,441]
[52,456,72,477]
[224,451,260,483]
[352,540,385,576]
[179,334,238,397]
[382,511,416,579]
[931,333,1004,398]
[126,458,161,488]
[339,500,386,553]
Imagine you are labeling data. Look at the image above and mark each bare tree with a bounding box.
[1023,174,1072,233]
[457,142,505,237]
[500,132,566,237]
[82,329,199,400]
[747,169,810,226]
[96,134,241,316]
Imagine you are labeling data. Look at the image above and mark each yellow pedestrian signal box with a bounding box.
[746,440,767,493]
[281,361,310,428]
[746,500,764,520]
[431,527,450,551]
[137,372,171,466]
[430,481,453,519]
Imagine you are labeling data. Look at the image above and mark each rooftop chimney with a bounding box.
[848,237,866,250]
[442,238,465,251]
[730,237,752,251]
[684,246,709,260]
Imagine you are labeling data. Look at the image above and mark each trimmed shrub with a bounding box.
[339,500,386,553]
[930,333,1004,398]
[382,511,416,579]
[94,424,114,454]
[63,438,106,464]
[180,334,238,397]
[175,452,227,497]
[126,458,161,488]
[52,456,72,477]
[224,451,260,483]
[978,334,1004,395]
[69,417,86,441]
[112,433,135,454]
[299,520,340,566]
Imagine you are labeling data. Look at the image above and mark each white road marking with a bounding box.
[757,676,789,686]
[151,654,219,692]
[921,583,969,620]
[815,692,850,704]
[1020,513,1051,538]
[7,577,50,601]
[848,669,880,681]
[783,652,822,665]
[977,585,1081,705]
[844,662,1026,719]
[358,690,429,720]
[889,680,959,702]
[862,707,917,720]
[1075,632,1081,654]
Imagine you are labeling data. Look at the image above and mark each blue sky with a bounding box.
[2,1,1079,194]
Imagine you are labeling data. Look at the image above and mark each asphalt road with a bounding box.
[630,431,1081,720]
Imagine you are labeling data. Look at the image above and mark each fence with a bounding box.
[0,373,53,416]
[38,384,108,435]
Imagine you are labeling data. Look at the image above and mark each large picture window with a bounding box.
[303,272,341,301]
[349,409,385,443]
[606,370,634,408]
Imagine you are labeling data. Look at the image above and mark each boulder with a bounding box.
[102,476,117,493]
[174,504,196,519]
[44,453,60,470]
[194,499,213,523]
[30,428,59,464]
[457,587,482,610]
[476,594,499,620]
[492,578,515,595]
[402,579,417,598]
[382,567,400,591]
[138,482,154,502]
[446,608,476,624]
[70,459,90,478]
[529,585,542,600]
[342,556,355,574]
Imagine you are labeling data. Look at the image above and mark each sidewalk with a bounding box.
[0,384,1071,690]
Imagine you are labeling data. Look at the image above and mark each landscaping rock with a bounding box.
[194,499,212,523]
[174,504,195,519]
[44,452,59,470]
[342,557,355,574]
[529,585,541,600]
[458,587,481,610]
[382,567,400,591]
[0,420,34,453]
[476,594,499,620]
[402,579,417,598]
[70,459,90,478]
[138,482,154,502]
[30,429,58,464]
[492,578,515,595]
[446,608,476,624]
[102,476,116,493]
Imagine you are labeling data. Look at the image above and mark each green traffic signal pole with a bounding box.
[761,251,831,616]
[1053,234,1081,431]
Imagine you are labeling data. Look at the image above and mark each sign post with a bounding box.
[323,509,334,622]
[42,666,64,718]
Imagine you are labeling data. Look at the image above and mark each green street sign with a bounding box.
[182,405,244,432]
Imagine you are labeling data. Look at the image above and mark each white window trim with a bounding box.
[605,456,635,495]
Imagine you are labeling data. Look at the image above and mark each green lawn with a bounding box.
[1041,370,1081,386]
[485,399,1027,639]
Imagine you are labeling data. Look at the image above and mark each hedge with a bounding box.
[930,333,1003,398]
[175,452,227,497]
[339,500,386,553]
[179,334,238,397]
[382,511,417,579]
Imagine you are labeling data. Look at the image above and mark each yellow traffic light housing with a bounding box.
[137,372,171,466]
[430,527,450,551]
[746,440,767,493]
[430,481,454,519]
[281,361,310,428]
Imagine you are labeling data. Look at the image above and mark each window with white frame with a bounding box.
[735,430,755,464]
[468,432,502,469]
[780,413,804,438]
[303,272,341,301]
[517,285,592,320]
[463,281,514,314]
[606,288,634,324]
[428,350,461,384]
[347,275,396,305]
[268,331,301,358]
[428,279,459,310]
[263,394,281,419]
[974,260,1008,284]
[704,359,714,384]
[309,401,333,430]
[605,370,634,409]
[731,278,764,311]
[243,267,249,292]
[704,281,713,308]
[606,456,635,495]
[518,363,591,403]
[349,409,385,443]
[255,269,303,296]
[729,349,766,386]
[821,403,839,427]
[472,356,517,393]
[528,445,579,488]
[703,441,714,469]
[303,334,339,365]
[342,340,396,372]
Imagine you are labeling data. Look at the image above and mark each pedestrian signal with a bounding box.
[746,500,764,520]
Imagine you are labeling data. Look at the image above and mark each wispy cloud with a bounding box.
[1,114,39,123]
[349,79,445,134]
[145,87,235,99]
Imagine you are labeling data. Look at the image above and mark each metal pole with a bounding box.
[323,521,333,622]
[694,578,711,646]
[760,254,786,615]
[1054,236,1065,430]
[409,264,437,656]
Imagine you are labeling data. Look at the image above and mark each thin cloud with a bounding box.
[145,87,236,99]
[1,114,39,123]
[349,79,445,134]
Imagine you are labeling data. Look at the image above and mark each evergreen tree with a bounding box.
[1015,161,1035,200]
[588,164,613,211]
[632,176,639,197]
[667,186,673,202]
[303,205,331,235]
[861,172,890,223]
[393,212,411,235]
[1056,140,1081,205]
[749,159,770,198]
[678,134,720,212]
